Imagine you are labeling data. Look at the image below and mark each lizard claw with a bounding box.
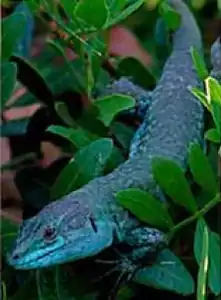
[93,248,140,297]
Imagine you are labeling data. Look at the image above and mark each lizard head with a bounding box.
[7,193,114,269]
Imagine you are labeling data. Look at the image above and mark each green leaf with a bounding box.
[88,43,105,82]
[25,0,40,13]
[108,0,144,27]
[159,1,181,31]
[190,47,209,81]
[10,55,54,108]
[218,0,221,11]
[208,231,221,295]
[51,138,113,199]
[115,285,135,300]
[36,268,58,300]
[204,128,221,144]
[118,57,156,90]
[191,87,210,111]
[194,219,208,266]
[47,39,85,93]
[116,188,174,230]
[1,218,19,254]
[191,0,207,9]
[54,102,77,128]
[105,146,125,172]
[110,122,134,150]
[47,59,86,95]
[205,76,221,106]
[211,102,221,135]
[2,282,7,300]
[60,0,77,18]
[88,35,106,72]
[86,52,95,96]
[36,266,97,300]
[67,128,99,148]
[107,0,128,16]
[55,266,78,300]
[1,62,17,109]
[94,94,135,126]
[72,137,113,178]
[74,0,109,29]
[194,219,221,296]
[47,125,98,148]
[188,143,218,195]
[152,158,197,213]
[77,107,107,136]
[50,160,83,200]
[196,219,209,300]
[47,125,76,143]
[2,12,27,60]
[56,266,99,300]
[134,249,195,295]
[40,0,61,20]
[7,274,38,300]
[205,77,221,134]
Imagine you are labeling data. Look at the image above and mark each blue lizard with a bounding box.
[8,1,207,286]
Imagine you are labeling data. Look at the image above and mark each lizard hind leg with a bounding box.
[97,77,153,120]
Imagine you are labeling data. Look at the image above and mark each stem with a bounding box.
[167,193,221,241]
[0,152,36,171]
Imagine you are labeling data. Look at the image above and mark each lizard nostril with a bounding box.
[13,254,20,260]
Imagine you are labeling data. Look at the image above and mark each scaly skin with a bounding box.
[210,36,221,82]
[8,0,205,271]
[100,77,153,120]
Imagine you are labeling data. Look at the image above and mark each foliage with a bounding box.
[1,0,220,300]
[191,47,221,144]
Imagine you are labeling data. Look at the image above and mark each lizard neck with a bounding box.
[90,156,155,237]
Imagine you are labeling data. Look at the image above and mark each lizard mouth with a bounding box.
[8,238,65,269]
[8,248,58,269]
[9,218,114,270]
[25,248,58,266]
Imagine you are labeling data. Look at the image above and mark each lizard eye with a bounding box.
[43,226,56,241]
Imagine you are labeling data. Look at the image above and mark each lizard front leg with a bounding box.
[118,227,167,271]
[94,227,167,299]
[97,77,153,120]
[96,227,166,276]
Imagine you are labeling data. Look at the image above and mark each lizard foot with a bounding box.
[93,248,142,300]
[94,227,167,298]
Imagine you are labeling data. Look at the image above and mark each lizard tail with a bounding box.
[168,0,202,51]
[210,36,221,77]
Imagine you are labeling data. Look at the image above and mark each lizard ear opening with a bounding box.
[89,217,98,233]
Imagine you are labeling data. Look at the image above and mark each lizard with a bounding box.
[8,0,205,280]
[210,36,221,82]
